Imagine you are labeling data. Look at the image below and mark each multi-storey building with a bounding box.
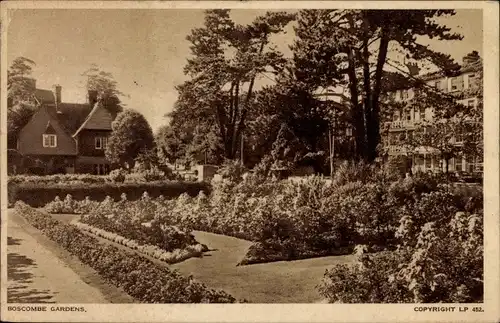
[11,80,114,175]
[382,53,482,175]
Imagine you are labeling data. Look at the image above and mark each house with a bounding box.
[14,81,114,175]
[381,53,483,175]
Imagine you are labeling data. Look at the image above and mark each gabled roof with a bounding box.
[72,102,113,137]
[34,89,55,104]
[44,121,57,134]
[44,103,94,136]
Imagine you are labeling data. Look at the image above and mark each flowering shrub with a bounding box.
[44,194,79,214]
[319,211,483,303]
[109,168,127,183]
[74,221,207,264]
[14,202,238,303]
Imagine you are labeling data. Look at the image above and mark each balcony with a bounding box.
[385,120,417,130]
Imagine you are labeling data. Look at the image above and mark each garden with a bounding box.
[10,160,484,303]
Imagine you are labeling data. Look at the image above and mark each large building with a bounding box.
[382,53,483,175]
[10,81,114,175]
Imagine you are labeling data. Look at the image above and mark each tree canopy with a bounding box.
[171,9,295,160]
[106,109,155,169]
[292,9,464,162]
[82,64,126,118]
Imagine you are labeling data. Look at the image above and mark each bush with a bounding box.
[109,168,127,183]
[15,202,237,303]
[9,181,211,207]
[319,211,483,303]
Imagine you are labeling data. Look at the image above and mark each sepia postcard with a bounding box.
[0,1,499,322]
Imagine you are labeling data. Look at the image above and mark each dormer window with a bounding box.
[43,134,57,148]
[95,136,108,150]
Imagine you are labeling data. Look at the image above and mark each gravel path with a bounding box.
[7,210,133,304]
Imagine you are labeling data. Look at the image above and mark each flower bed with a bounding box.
[45,193,209,263]
[74,221,208,264]
[41,172,483,267]
[14,201,238,303]
[9,180,210,207]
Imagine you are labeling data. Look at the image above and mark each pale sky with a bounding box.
[7,9,482,132]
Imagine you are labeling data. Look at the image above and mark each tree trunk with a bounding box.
[362,16,372,161]
[347,48,364,161]
[367,28,390,163]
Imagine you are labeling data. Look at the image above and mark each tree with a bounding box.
[82,64,125,118]
[292,10,463,162]
[7,57,37,149]
[173,9,295,160]
[155,125,186,168]
[105,109,155,170]
[8,57,36,107]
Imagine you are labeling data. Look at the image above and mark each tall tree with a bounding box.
[106,109,155,170]
[7,57,37,149]
[173,9,295,160]
[292,9,463,162]
[7,57,36,107]
[82,64,125,118]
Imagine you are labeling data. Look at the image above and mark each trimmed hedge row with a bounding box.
[9,181,211,207]
[14,202,238,303]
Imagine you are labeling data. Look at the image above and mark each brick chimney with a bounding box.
[52,84,61,103]
[52,84,62,112]
[88,90,98,107]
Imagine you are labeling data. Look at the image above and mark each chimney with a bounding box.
[88,90,98,107]
[52,84,62,104]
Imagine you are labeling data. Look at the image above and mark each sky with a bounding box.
[7,9,482,132]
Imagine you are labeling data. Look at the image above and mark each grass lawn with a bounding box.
[45,210,356,303]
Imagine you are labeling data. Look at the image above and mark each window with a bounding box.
[42,134,57,148]
[95,136,108,150]
[420,108,426,121]
[467,99,475,108]
[93,164,110,175]
[402,89,409,100]
[450,76,463,92]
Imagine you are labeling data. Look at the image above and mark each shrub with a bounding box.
[109,168,127,183]
[14,202,238,303]
[9,181,211,207]
[217,160,248,183]
[318,211,483,303]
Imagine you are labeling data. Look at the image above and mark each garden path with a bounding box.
[171,231,355,303]
[6,210,135,304]
[11,209,355,303]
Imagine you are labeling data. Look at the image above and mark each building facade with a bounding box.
[13,82,114,175]
[382,54,483,175]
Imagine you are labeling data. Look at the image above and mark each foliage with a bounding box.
[319,211,483,303]
[9,180,210,207]
[109,168,127,183]
[7,57,37,107]
[170,9,295,160]
[82,64,125,118]
[292,9,463,162]
[106,109,155,169]
[7,57,37,148]
[15,202,237,303]
[216,160,247,183]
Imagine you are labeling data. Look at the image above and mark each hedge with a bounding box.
[8,181,211,207]
[14,202,238,303]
